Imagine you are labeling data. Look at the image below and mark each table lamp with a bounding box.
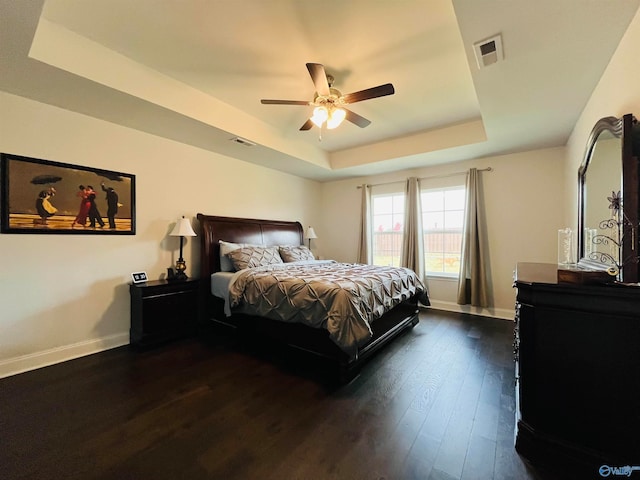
[306,226,317,249]
[169,216,197,281]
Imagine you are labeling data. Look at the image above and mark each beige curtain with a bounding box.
[357,184,372,264]
[400,177,425,280]
[457,168,489,307]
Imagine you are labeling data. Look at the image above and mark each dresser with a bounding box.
[513,263,640,479]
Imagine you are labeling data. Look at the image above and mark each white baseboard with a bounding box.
[0,333,129,379]
[424,300,514,321]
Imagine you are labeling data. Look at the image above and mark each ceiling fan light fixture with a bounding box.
[326,107,346,129]
[260,63,394,131]
[310,106,329,127]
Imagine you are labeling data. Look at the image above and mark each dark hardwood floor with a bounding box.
[0,309,550,480]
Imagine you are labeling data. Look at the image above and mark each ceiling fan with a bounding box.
[261,63,395,131]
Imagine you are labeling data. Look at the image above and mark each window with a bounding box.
[372,192,404,266]
[421,187,465,276]
[369,183,466,275]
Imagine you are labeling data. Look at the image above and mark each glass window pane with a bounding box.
[443,253,461,274]
[373,196,393,214]
[445,189,466,210]
[392,195,405,213]
[423,212,444,230]
[421,191,443,211]
[424,231,444,252]
[392,214,404,231]
[425,253,444,273]
[372,192,405,267]
[445,210,464,229]
[421,186,465,275]
[443,231,462,253]
[373,214,392,232]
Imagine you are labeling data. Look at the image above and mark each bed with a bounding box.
[197,213,428,382]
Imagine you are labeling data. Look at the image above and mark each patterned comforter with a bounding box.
[228,260,427,355]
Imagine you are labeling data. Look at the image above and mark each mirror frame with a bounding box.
[578,114,639,283]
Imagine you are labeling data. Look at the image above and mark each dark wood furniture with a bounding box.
[514,262,640,479]
[196,213,422,382]
[130,278,201,347]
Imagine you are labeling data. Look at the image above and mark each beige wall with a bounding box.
[318,147,567,319]
[565,7,640,230]
[0,92,321,377]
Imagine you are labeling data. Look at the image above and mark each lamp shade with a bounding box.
[326,108,346,129]
[170,216,197,237]
[310,106,329,128]
[306,226,318,240]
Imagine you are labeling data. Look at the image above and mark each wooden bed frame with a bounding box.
[196,213,421,382]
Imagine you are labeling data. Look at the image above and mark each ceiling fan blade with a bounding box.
[299,119,314,131]
[342,83,395,104]
[261,99,310,105]
[306,63,330,96]
[344,108,371,128]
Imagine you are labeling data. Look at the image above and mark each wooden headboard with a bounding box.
[196,214,304,279]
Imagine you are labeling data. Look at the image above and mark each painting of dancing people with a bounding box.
[1,153,135,234]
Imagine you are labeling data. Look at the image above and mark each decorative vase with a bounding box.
[558,228,575,266]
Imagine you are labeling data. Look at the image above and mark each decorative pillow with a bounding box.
[227,246,283,271]
[278,245,315,262]
[219,240,262,271]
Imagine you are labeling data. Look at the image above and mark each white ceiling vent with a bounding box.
[473,34,503,69]
[230,137,255,147]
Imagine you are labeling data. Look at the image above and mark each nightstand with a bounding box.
[129,278,201,347]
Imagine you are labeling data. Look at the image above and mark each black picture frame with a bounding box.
[0,153,136,234]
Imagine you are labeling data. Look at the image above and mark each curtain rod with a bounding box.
[356,167,493,189]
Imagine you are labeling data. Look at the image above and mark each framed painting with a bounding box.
[0,153,136,234]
